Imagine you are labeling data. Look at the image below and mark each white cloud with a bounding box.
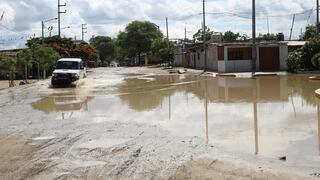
[0,0,316,50]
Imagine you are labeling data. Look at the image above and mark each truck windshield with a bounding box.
[55,61,79,70]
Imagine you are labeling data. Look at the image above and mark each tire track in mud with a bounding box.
[7,134,84,180]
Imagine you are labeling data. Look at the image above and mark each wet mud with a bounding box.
[0,136,37,179]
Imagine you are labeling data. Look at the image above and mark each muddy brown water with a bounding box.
[31,74,320,168]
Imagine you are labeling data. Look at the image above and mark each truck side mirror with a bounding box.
[80,62,84,70]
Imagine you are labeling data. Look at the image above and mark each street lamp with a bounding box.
[48,26,54,37]
[42,18,58,44]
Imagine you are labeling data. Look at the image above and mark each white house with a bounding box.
[174,41,306,72]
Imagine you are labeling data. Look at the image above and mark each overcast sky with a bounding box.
[0,0,316,50]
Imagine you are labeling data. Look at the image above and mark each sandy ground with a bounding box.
[169,159,311,180]
[0,67,318,180]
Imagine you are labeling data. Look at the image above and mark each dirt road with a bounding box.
[0,67,319,179]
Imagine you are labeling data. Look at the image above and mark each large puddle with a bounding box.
[32,74,320,167]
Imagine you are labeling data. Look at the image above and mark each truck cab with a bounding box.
[51,58,86,87]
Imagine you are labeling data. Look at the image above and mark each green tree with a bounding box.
[151,39,175,63]
[223,31,240,42]
[0,55,17,87]
[26,37,42,48]
[89,36,115,65]
[256,33,278,41]
[117,21,163,65]
[286,50,302,73]
[240,34,250,41]
[303,24,316,40]
[301,39,320,69]
[311,53,320,69]
[26,36,74,50]
[69,43,99,65]
[17,49,33,82]
[34,46,61,79]
[193,26,213,42]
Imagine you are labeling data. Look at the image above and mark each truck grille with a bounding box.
[57,73,71,78]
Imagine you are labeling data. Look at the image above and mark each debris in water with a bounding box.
[279,156,286,161]
[311,172,320,177]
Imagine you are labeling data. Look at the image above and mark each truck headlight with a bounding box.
[53,73,58,77]
[72,73,79,78]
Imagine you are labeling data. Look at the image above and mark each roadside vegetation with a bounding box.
[286,24,320,73]
[89,20,176,66]
[0,55,17,87]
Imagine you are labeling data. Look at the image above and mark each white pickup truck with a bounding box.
[51,58,86,87]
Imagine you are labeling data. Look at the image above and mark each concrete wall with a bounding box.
[218,46,253,73]
[218,61,226,72]
[187,45,219,71]
[207,45,218,71]
[279,44,288,70]
[189,50,204,70]
[174,48,184,67]
[198,50,205,69]
[225,60,253,72]
[189,53,196,68]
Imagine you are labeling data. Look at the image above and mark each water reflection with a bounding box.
[318,98,320,155]
[32,89,93,119]
[253,99,259,155]
[117,75,320,164]
[118,76,180,112]
[205,79,209,145]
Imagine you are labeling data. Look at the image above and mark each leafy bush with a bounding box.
[301,39,320,70]
[286,50,302,73]
[312,53,320,69]
[0,55,17,87]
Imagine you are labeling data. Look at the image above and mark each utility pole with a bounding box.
[289,14,296,41]
[82,24,87,41]
[203,0,207,72]
[267,16,270,35]
[317,0,319,39]
[252,0,257,75]
[184,24,187,41]
[166,17,169,48]
[58,0,67,37]
[42,21,44,44]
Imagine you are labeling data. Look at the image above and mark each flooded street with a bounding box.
[0,67,320,179]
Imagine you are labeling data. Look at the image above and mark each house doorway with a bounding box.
[259,47,280,71]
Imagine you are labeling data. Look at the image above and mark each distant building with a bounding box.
[174,41,306,72]
[0,48,27,56]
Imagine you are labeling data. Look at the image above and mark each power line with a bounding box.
[222,9,315,20]
[306,2,316,25]
[0,24,32,36]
